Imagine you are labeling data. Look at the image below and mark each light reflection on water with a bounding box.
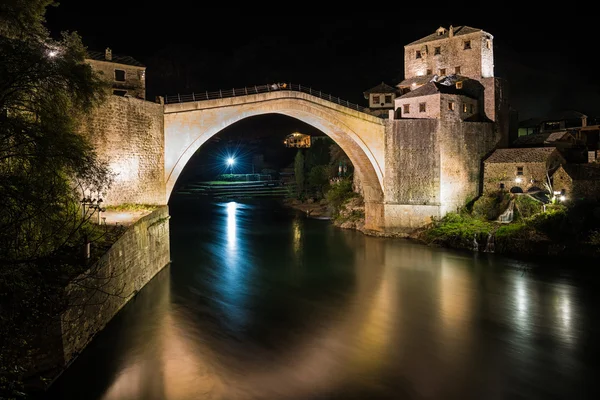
[44,198,600,400]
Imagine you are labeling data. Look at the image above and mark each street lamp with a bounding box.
[227,157,235,174]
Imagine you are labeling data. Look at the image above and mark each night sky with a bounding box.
[44,6,600,123]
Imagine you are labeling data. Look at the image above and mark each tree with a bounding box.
[0,1,113,396]
[294,149,305,199]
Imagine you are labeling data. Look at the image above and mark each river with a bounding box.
[43,196,600,400]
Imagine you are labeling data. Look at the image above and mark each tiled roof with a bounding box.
[560,163,600,180]
[406,26,484,46]
[512,131,572,146]
[397,80,475,100]
[397,75,434,88]
[484,147,559,163]
[86,50,145,67]
[363,82,397,95]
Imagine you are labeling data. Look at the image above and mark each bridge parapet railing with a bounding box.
[164,83,374,114]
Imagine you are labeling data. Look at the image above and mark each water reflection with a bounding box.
[45,198,600,400]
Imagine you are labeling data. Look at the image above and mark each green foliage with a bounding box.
[294,150,305,199]
[307,165,330,199]
[0,2,114,395]
[471,191,510,220]
[325,178,356,218]
[514,195,543,220]
[495,222,530,239]
[525,205,568,240]
[425,212,492,250]
[105,203,158,212]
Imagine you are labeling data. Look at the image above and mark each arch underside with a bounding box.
[164,99,384,204]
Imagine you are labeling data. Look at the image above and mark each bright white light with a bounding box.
[560,195,566,202]
[48,50,58,58]
[515,177,523,183]
[227,157,235,166]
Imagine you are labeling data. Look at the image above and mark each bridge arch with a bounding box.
[163,91,387,206]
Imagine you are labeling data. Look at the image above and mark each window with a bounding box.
[114,69,126,81]
[448,101,455,111]
[499,183,505,189]
[455,66,461,74]
[385,95,392,103]
[419,102,426,112]
[463,104,468,113]
[456,81,463,89]
[403,104,410,114]
[373,95,380,104]
[439,68,446,75]
[113,89,127,96]
[463,40,471,50]
[486,39,491,49]
[470,104,474,113]
[416,50,422,59]
[427,69,432,75]
[517,166,524,176]
[434,46,441,55]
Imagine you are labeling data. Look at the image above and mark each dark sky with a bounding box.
[45,4,600,122]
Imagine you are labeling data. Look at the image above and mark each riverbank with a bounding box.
[283,196,600,261]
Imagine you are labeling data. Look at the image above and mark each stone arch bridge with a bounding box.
[87,84,500,234]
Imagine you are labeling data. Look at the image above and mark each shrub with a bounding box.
[325,178,356,217]
[425,212,492,250]
[514,195,543,220]
[472,191,510,220]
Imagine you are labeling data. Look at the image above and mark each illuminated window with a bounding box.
[456,81,463,89]
[416,50,422,59]
[463,103,468,113]
[448,101,455,111]
[440,68,446,75]
[114,69,125,81]
[486,39,491,49]
[373,95,380,104]
[385,95,392,103]
[464,40,471,50]
[403,104,410,114]
[517,166,524,175]
[455,66,461,74]
[434,46,441,55]
[419,102,426,112]
[427,69,432,75]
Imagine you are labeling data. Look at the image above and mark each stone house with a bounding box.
[483,147,566,193]
[85,48,146,100]
[363,82,397,117]
[552,163,600,202]
[394,75,482,121]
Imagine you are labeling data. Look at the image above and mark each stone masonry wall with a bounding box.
[397,94,441,119]
[483,161,549,193]
[439,121,498,215]
[404,31,486,80]
[87,59,146,99]
[385,119,440,205]
[60,206,171,365]
[79,96,165,205]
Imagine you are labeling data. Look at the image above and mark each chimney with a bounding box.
[449,25,454,37]
[105,47,112,61]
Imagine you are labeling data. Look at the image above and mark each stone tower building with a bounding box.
[85,48,146,100]
[395,25,510,147]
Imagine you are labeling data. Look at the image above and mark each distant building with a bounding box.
[284,132,311,148]
[483,147,566,193]
[85,47,146,100]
